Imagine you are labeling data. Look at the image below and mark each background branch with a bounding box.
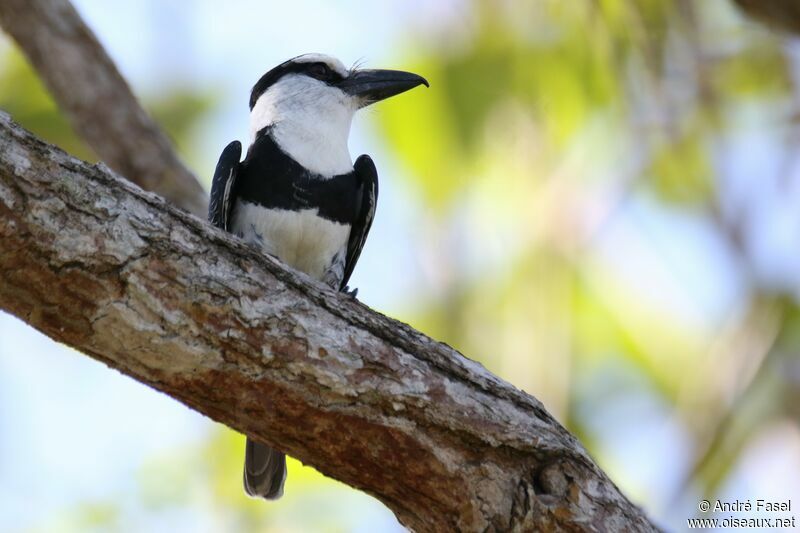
[0,112,658,532]
[733,0,800,34]
[0,0,207,216]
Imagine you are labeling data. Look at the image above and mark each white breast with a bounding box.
[232,201,350,281]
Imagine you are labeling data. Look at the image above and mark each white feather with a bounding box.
[250,72,357,178]
[232,201,350,281]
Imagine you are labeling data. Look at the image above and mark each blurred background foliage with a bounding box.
[1,0,800,531]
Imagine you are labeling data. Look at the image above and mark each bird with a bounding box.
[207,53,427,501]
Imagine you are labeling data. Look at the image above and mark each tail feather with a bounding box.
[243,438,287,500]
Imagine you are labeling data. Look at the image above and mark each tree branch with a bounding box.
[0,112,658,532]
[733,0,800,35]
[0,0,207,216]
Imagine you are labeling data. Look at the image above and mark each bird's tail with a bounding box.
[243,438,287,500]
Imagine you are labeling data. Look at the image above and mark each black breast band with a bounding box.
[236,128,358,225]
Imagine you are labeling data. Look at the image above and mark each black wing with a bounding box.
[340,154,379,290]
[208,140,242,230]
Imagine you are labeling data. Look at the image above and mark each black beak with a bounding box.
[339,69,428,107]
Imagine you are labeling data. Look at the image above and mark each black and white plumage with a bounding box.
[210,129,378,290]
[208,53,427,501]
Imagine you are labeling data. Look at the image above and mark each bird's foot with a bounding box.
[343,286,359,299]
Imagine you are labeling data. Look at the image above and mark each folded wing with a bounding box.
[340,154,378,290]
[208,140,242,231]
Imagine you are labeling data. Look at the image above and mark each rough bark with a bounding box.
[0,113,659,531]
[0,0,207,216]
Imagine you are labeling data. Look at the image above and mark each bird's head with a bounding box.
[248,53,427,176]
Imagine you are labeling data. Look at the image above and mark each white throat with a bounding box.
[249,74,356,177]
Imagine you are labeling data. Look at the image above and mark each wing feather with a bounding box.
[340,154,378,290]
[208,140,242,230]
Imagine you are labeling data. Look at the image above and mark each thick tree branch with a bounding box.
[0,112,658,532]
[0,0,207,216]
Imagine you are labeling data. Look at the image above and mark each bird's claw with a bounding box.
[343,286,359,299]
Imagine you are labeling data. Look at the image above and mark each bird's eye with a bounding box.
[308,63,332,80]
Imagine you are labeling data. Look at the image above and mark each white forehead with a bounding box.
[291,53,349,77]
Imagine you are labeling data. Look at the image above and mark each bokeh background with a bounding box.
[1,0,800,531]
